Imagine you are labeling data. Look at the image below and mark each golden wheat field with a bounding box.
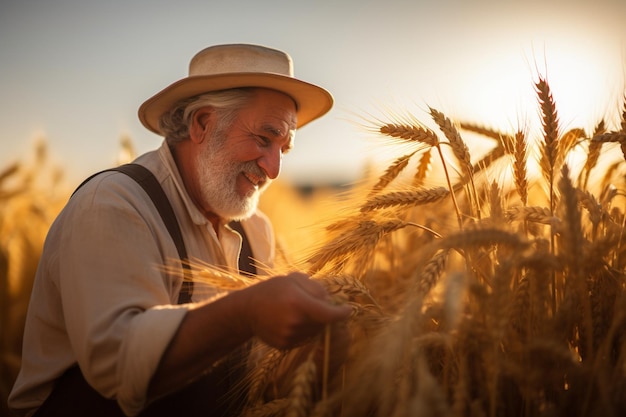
[2,76,626,417]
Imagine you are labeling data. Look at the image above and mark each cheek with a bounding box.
[238,144,265,163]
[224,137,259,161]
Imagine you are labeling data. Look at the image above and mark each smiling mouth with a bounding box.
[244,172,264,189]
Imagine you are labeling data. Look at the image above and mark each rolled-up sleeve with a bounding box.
[116,305,188,415]
[59,174,188,415]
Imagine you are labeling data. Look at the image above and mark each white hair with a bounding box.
[158,88,255,145]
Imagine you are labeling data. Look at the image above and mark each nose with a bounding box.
[257,145,282,180]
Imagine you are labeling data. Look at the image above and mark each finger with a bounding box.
[294,275,328,299]
[284,273,353,322]
[301,296,353,324]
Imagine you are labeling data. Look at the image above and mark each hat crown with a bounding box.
[189,44,294,78]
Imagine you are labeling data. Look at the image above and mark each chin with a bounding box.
[216,194,259,221]
[228,212,254,222]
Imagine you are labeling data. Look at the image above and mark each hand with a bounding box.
[241,272,352,350]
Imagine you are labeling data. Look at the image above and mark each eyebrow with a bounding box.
[262,120,297,136]
[260,124,295,153]
[262,124,284,137]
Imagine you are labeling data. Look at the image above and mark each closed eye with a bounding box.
[255,135,270,146]
[257,124,295,154]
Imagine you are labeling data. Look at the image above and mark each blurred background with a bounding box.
[1,0,625,187]
[1,1,626,415]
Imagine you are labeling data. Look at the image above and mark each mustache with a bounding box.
[242,161,269,184]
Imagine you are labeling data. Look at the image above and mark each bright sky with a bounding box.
[1,0,625,186]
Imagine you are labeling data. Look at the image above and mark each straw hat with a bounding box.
[138,44,333,134]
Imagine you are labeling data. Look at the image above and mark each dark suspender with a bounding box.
[73,163,257,301]
[229,219,257,276]
[33,164,256,417]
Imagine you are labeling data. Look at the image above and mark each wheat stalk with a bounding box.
[591,132,626,161]
[378,121,440,147]
[245,348,287,407]
[512,130,529,207]
[508,274,531,339]
[580,120,606,188]
[5,73,626,417]
[412,149,432,188]
[590,132,626,144]
[307,219,409,275]
[459,122,508,143]
[414,249,448,297]
[318,273,381,312]
[506,206,557,225]
[161,258,257,291]
[558,164,594,358]
[430,108,474,182]
[472,146,506,174]
[429,107,481,224]
[536,76,560,207]
[459,122,519,176]
[488,181,504,224]
[360,187,449,212]
[620,94,626,132]
[576,188,603,239]
[436,228,530,254]
[285,350,318,417]
[368,151,417,197]
[554,128,586,176]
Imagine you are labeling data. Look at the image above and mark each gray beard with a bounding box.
[195,135,267,221]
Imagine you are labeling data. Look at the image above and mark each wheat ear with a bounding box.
[591,132,626,161]
[429,107,474,181]
[307,219,408,274]
[558,164,594,357]
[360,187,449,212]
[436,228,530,253]
[414,249,449,296]
[429,107,479,225]
[459,122,508,143]
[506,206,557,225]
[368,151,417,197]
[576,188,602,239]
[285,350,317,417]
[245,348,287,406]
[412,149,432,188]
[472,146,506,174]
[580,120,606,188]
[554,128,585,175]
[319,273,381,310]
[378,121,440,147]
[460,122,516,173]
[536,76,560,212]
[513,130,529,207]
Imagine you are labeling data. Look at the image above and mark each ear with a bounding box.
[189,107,214,144]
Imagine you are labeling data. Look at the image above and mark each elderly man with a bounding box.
[9,44,351,417]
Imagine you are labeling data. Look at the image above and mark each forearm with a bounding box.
[147,289,253,399]
[146,273,352,401]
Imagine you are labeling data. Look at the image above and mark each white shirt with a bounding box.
[8,141,275,416]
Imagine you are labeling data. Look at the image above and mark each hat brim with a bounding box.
[138,73,333,134]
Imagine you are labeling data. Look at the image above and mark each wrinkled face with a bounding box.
[195,89,297,220]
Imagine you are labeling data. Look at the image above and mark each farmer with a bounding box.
[9,44,351,417]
